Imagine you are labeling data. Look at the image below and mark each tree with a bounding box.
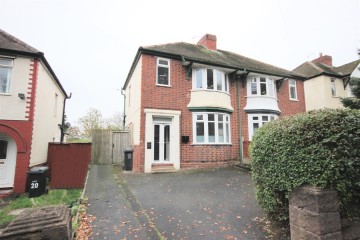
[104,112,123,130]
[78,108,104,139]
[65,126,84,142]
[341,77,360,109]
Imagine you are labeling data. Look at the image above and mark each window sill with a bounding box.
[191,143,232,146]
[156,84,171,88]
[0,93,11,96]
[289,98,299,101]
[191,89,230,95]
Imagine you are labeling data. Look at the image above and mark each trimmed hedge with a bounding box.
[251,108,360,228]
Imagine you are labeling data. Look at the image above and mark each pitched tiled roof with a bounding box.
[294,59,360,79]
[0,29,39,54]
[334,59,360,76]
[140,42,304,79]
[0,29,67,97]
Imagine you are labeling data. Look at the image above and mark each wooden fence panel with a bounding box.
[48,143,91,189]
[112,131,130,165]
[91,130,130,165]
[91,130,112,165]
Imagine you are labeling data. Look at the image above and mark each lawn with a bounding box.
[0,189,82,226]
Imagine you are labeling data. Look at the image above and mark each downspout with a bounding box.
[121,89,126,130]
[236,76,243,164]
[60,93,72,143]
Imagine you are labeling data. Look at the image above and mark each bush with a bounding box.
[251,108,360,231]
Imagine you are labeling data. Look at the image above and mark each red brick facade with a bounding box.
[129,54,306,171]
[0,58,38,193]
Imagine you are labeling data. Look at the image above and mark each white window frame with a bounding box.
[248,113,278,140]
[331,78,336,97]
[248,76,276,97]
[192,68,229,93]
[0,58,13,94]
[192,112,231,144]
[156,58,170,86]
[289,79,298,100]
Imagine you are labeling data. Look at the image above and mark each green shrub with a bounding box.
[251,108,360,229]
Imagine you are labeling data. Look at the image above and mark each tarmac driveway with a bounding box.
[85,166,269,240]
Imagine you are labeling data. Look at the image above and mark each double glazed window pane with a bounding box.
[251,78,257,94]
[0,59,12,93]
[260,78,267,95]
[207,69,213,89]
[216,71,222,91]
[196,69,203,88]
[157,66,169,85]
[0,140,8,159]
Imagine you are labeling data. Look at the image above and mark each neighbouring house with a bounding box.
[294,53,360,111]
[0,29,67,193]
[122,34,306,173]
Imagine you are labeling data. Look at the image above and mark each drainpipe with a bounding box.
[60,93,72,143]
[121,89,126,130]
[236,76,243,164]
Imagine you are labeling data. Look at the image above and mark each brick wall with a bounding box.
[131,54,306,170]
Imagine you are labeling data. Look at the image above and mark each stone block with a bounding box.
[0,205,71,240]
[290,185,339,213]
[291,225,343,240]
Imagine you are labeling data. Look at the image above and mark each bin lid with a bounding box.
[28,166,49,173]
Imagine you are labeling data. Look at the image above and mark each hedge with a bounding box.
[251,108,360,228]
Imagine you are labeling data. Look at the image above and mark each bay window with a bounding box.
[0,58,13,94]
[248,77,275,97]
[193,112,231,144]
[193,68,229,93]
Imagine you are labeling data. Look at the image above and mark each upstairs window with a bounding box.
[156,58,170,86]
[289,79,297,100]
[249,77,275,97]
[331,78,336,96]
[193,68,229,93]
[0,58,13,94]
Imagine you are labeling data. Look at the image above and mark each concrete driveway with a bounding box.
[85,165,269,240]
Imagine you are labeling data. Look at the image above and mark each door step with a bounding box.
[0,189,13,200]
[151,165,177,173]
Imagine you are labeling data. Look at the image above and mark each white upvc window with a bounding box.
[193,68,229,93]
[156,58,170,86]
[193,112,231,144]
[289,79,297,100]
[331,78,336,97]
[248,114,278,140]
[248,76,275,97]
[0,58,13,94]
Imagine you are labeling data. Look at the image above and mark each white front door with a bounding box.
[153,123,171,163]
[0,136,17,188]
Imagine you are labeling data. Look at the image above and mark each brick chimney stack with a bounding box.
[312,53,333,67]
[197,34,217,50]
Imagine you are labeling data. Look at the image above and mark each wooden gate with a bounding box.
[91,130,130,165]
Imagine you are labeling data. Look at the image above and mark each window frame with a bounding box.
[248,113,278,140]
[192,112,231,144]
[289,79,298,100]
[192,68,229,93]
[156,58,170,86]
[0,58,14,94]
[248,76,276,97]
[331,78,337,97]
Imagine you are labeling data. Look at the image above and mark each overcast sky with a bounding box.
[1,0,359,124]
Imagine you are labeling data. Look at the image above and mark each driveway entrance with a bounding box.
[85,166,268,239]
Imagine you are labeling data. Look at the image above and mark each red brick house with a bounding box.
[0,29,67,193]
[122,34,305,173]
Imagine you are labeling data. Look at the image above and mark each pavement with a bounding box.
[85,165,269,240]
